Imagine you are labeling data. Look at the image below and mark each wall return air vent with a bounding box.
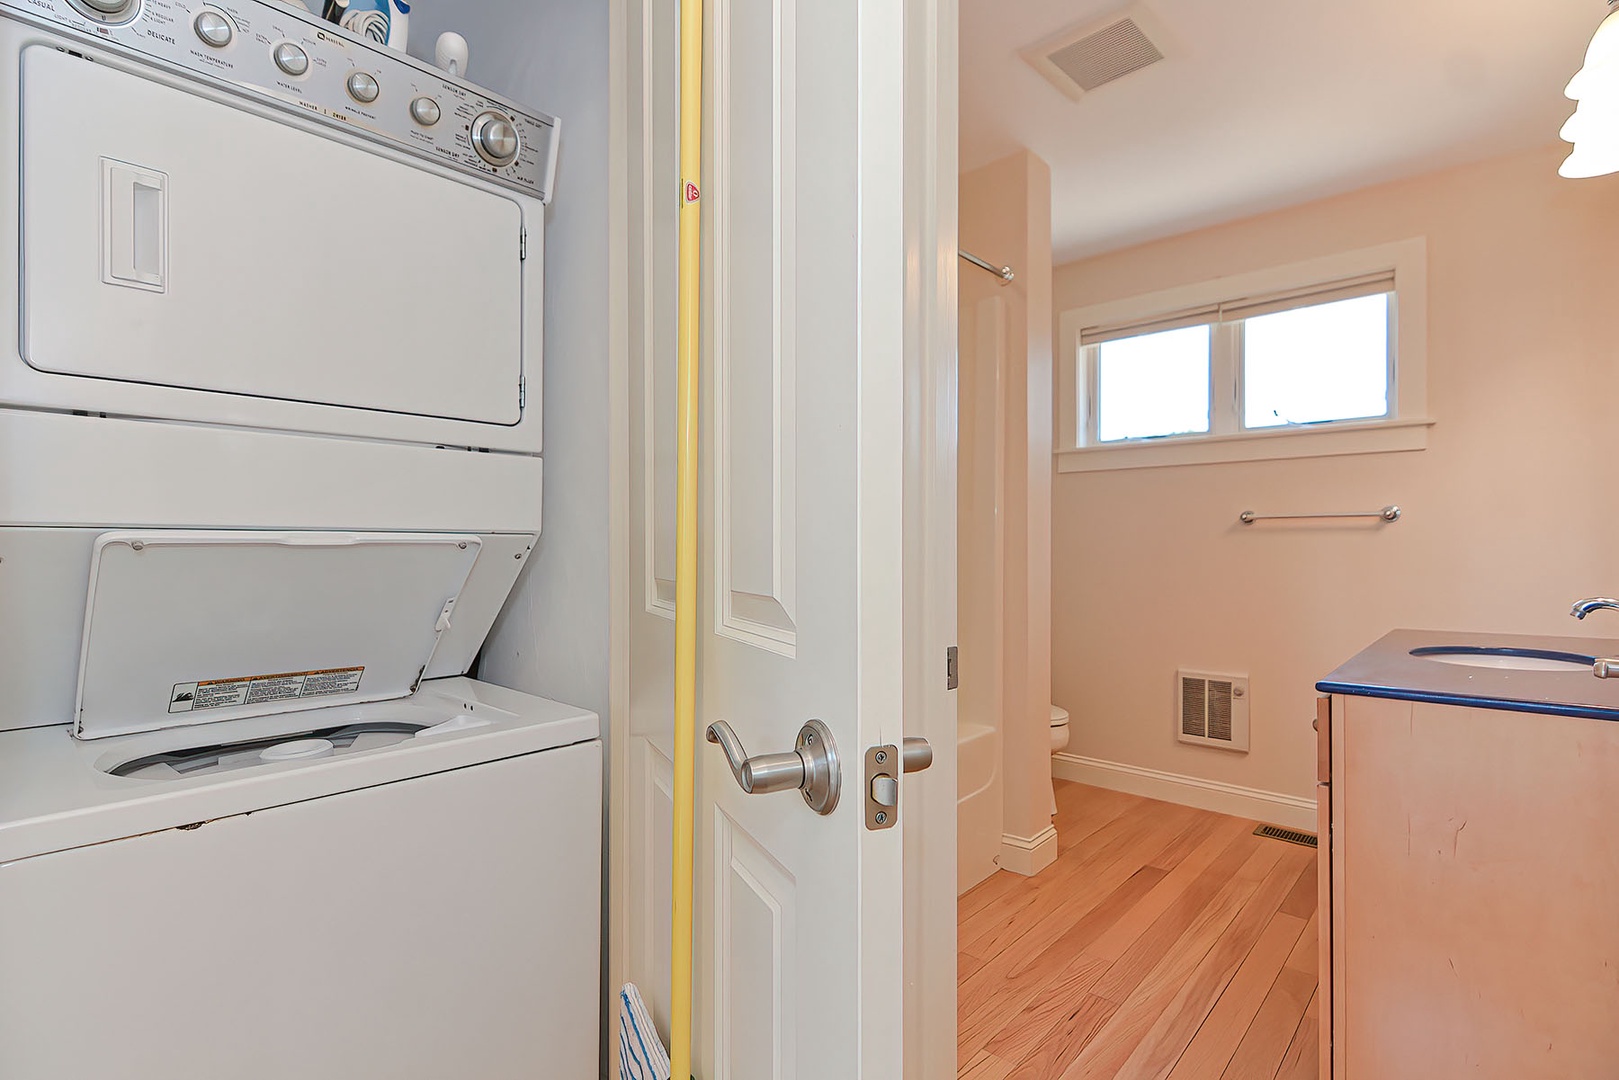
[1177,669,1250,752]
[1021,5,1169,101]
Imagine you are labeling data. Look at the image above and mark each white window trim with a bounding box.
[1056,237,1432,473]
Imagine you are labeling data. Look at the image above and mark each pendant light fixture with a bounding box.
[1561,0,1619,178]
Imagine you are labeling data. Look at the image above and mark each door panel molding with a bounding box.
[712,807,796,1080]
[635,0,680,621]
[710,0,798,657]
[632,738,676,1036]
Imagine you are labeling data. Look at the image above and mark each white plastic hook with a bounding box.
[434,32,470,78]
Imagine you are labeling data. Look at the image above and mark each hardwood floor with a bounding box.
[959,782,1319,1080]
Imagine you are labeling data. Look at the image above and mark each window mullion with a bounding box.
[1385,293,1398,419]
[1210,320,1240,435]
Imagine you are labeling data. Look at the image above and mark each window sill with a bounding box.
[1055,417,1434,474]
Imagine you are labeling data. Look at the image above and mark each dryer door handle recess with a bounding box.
[101,161,167,293]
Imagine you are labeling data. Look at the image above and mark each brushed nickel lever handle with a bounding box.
[705,721,803,795]
[705,719,841,815]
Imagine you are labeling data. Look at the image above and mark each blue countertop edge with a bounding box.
[1314,679,1619,723]
[1316,628,1619,723]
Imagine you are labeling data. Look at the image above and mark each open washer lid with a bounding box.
[73,531,483,740]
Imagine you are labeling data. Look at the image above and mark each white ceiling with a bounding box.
[961,0,1603,263]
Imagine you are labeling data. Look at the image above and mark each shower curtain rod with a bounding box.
[959,249,1015,284]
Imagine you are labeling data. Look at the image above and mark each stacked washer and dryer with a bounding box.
[0,1,600,1076]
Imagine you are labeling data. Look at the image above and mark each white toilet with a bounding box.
[1049,704,1071,817]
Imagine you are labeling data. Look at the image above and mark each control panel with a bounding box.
[0,0,559,202]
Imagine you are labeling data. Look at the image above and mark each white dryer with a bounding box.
[0,1,601,1077]
[0,0,554,455]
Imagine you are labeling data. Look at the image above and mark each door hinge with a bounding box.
[946,645,959,690]
[520,226,528,261]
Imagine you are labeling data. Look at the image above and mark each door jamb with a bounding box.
[606,0,632,1078]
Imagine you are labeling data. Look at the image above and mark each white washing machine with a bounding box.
[0,672,604,1079]
[0,1,602,1077]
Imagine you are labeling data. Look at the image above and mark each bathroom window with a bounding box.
[1096,324,1211,441]
[1242,292,1389,429]
[1057,239,1431,471]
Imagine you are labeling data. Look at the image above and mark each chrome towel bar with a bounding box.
[959,249,1014,284]
[1239,505,1401,525]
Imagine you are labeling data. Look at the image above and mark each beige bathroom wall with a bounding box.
[960,149,1054,872]
[1050,143,1619,805]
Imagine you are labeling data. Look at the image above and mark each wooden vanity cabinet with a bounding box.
[1316,693,1619,1079]
[1314,695,1331,1080]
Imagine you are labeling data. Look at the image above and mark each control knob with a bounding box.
[67,0,138,21]
[410,96,442,127]
[470,111,520,168]
[346,71,380,104]
[194,10,234,48]
[273,42,310,77]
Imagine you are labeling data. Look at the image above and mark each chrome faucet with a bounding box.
[1572,599,1619,679]
[1572,598,1619,620]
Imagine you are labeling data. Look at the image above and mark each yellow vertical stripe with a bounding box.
[670,0,705,1077]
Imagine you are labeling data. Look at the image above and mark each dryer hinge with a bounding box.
[519,377,526,409]
[520,226,528,261]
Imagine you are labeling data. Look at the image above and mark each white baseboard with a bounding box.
[999,825,1059,877]
[1051,753,1317,833]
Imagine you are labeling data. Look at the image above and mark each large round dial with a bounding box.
[67,0,139,22]
[470,111,520,168]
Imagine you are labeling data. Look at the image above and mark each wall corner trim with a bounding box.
[998,825,1059,877]
[1052,753,1317,832]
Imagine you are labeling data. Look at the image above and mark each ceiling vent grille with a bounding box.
[1177,670,1250,753]
[1022,6,1169,102]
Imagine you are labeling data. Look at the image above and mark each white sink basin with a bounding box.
[1411,647,1594,672]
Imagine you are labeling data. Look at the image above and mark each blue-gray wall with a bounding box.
[409,2,612,721]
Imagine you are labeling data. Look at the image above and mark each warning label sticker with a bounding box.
[169,667,365,714]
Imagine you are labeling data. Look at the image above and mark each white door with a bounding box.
[621,0,914,1075]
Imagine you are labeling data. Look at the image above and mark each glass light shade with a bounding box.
[1561,7,1619,178]
[1561,137,1619,178]
[1567,62,1619,102]
[1560,98,1619,142]
[1567,58,1619,102]
[1567,8,1619,100]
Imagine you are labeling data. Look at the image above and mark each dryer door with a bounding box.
[18,44,525,428]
